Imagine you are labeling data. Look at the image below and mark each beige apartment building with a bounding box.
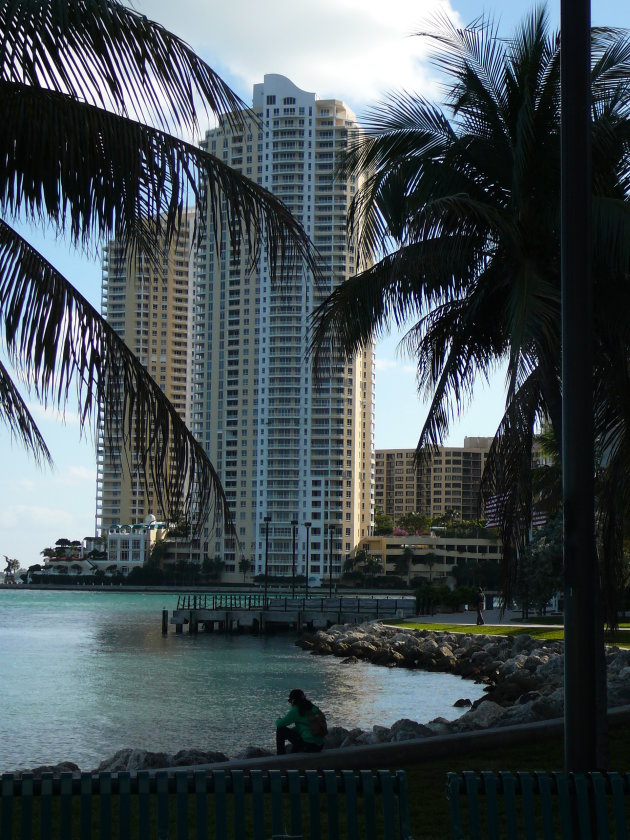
[375,437,493,522]
[356,530,502,587]
[95,211,198,539]
[192,75,374,581]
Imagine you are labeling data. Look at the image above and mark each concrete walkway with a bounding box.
[405,607,557,627]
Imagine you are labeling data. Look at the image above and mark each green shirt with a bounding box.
[275,704,325,745]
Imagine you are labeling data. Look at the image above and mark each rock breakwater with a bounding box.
[297,622,630,738]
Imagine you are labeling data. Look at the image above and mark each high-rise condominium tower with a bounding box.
[193,75,374,582]
[96,212,197,533]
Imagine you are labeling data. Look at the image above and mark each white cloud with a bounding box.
[136,0,461,112]
[375,357,416,374]
[26,402,84,427]
[374,358,398,371]
[0,503,94,565]
[1,459,95,497]
[0,504,74,531]
[64,465,96,483]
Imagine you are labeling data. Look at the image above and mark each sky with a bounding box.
[0,0,626,568]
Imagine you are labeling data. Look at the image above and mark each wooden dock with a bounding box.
[164,594,416,634]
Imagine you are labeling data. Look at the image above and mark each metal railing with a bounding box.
[175,593,416,616]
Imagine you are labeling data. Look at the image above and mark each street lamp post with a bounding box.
[291,519,298,598]
[328,524,334,597]
[304,521,311,601]
[264,515,271,605]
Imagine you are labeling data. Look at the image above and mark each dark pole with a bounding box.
[328,525,334,597]
[291,519,298,598]
[304,521,311,600]
[264,515,271,606]
[561,0,604,769]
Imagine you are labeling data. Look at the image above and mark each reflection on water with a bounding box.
[0,590,485,770]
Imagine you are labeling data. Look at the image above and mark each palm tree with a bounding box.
[343,553,360,575]
[202,556,225,581]
[310,8,630,626]
[422,552,440,585]
[362,554,383,581]
[0,0,316,537]
[395,546,415,584]
[3,556,19,582]
[343,548,381,581]
[238,557,253,583]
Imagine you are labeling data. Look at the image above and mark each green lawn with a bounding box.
[386,620,630,648]
[388,621,564,641]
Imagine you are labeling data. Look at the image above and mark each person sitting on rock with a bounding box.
[275,688,325,755]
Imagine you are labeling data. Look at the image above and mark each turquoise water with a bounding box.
[0,589,484,771]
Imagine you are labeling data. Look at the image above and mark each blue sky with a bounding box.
[0,0,626,567]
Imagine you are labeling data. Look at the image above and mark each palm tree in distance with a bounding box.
[0,0,316,537]
[310,7,630,626]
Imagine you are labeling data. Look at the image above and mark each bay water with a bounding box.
[0,589,485,771]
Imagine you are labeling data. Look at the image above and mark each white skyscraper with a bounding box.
[193,75,374,582]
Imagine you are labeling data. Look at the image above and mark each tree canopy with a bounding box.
[516,512,564,613]
[310,7,630,627]
[374,511,394,534]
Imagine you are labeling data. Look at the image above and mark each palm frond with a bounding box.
[591,27,630,91]
[420,11,505,103]
[0,219,233,535]
[408,294,506,449]
[0,84,317,279]
[351,94,454,157]
[309,247,424,377]
[480,371,546,608]
[341,97,454,264]
[0,356,52,465]
[309,229,491,377]
[0,0,248,134]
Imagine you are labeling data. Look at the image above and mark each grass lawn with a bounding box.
[385,620,630,648]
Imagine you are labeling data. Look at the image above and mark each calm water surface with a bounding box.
[0,589,484,770]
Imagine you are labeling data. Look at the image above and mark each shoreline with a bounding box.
[0,583,413,595]
[15,618,630,776]
[298,621,630,728]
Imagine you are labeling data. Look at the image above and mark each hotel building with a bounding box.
[356,530,502,587]
[375,437,493,522]
[192,75,374,581]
